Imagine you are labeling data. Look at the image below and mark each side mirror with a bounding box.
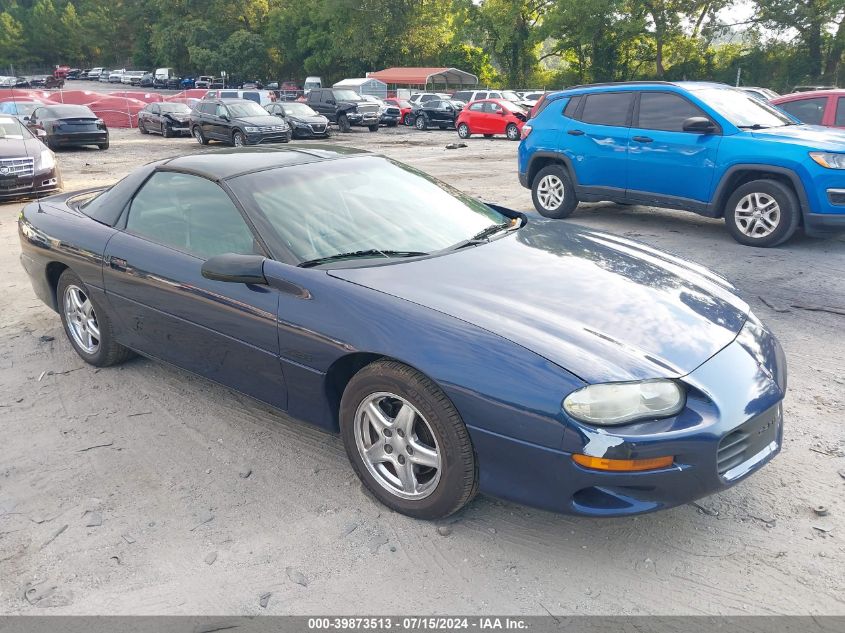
[35,128,47,137]
[682,116,716,133]
[496,110,505,116]
[201,254,267,285]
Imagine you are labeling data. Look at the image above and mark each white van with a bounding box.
[155,67,176,82]
[303,76,322,93]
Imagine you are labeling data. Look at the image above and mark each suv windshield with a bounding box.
[226,102,268,117]
[333,90,362,102]
[698,87,793,128]
[229,156,511,266]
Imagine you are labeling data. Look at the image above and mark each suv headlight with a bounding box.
[810,151,845,169]
[36,149,55,171]
[244,126,260,132]
[563,380,686,426]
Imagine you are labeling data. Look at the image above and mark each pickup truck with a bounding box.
[306,88,379,132]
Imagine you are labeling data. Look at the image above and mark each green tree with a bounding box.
[0,11,25,67]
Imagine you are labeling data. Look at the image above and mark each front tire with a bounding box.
[368,124,379,132]
[163,124,172,138]
[531,164,578,219]
[138,121,148,134]
[232,130,246,147]
[340,360,478,520]
[457,123,471,139]
[724,179,800,247]
[338,114,351,133]
[57,270,133,367]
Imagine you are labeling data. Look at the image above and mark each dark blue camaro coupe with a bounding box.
[18,146,786,519]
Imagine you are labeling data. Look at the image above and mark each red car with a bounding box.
[455,98,527,141]
[384,97,412,125]
[771,90,845,127]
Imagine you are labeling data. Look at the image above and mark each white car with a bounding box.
[86,67,104,79]
[409,92,451,104]
[121,71,146,85]
[109,69,126,83]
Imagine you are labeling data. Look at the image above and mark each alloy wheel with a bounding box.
[537,174,564,210]
[734,192,781,238]
[233,132,245,147]
[354,392,441,500]
[458,124,470,138]
[64,285,100,354]
[193,128,203,143]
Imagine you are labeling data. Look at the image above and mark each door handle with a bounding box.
[632,135,653,143]
[567,129,585,136]
[108,256,128,271]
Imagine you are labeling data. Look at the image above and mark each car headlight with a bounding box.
[244,126,260,133]
[810,151,845,169]
[36,149,55,171]
[563,379,686,426]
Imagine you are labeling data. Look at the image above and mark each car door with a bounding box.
[212,103,231,140]
[102,170,287,410]
[466,101,486,133]
[627,91,722,204]
[565,91,634,191]
[148,103,162,133]
[487,101,507,134]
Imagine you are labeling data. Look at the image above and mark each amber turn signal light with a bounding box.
[572,454,674,472]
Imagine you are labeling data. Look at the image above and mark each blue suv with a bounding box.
[518,81,845,246]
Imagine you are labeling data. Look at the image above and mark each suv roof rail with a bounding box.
[562,80,676,91]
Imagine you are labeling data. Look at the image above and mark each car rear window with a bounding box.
[637,92,707,132]
[580,92,633,127]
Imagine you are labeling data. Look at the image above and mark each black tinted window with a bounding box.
[126,172,257,260]
[779,97,826,125]
[476,92,487,100]
[836,98,845,126]
[452,92,471,102]
[580,92,633,127]
[637,92,707,131]
[563,95,581,118]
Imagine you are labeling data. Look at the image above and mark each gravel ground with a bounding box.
[1,120,844,615]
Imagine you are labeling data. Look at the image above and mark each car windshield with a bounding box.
[697,87,793,128]
[333,89,362,102]
[226,102,267,117]
[282,102,317,116]
[159,103,190,114]
[228,156,511,266]
[0,116,29,139]
[2,102,40,116]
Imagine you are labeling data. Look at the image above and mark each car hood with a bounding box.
[750,123,845,149]
[330,220,750,384]
[234,115,284,127]
[287,114,328,125]
[0,136,44,159]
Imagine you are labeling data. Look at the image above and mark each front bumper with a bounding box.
[245,131,291,144]
[0,168,61,201]
[291,124,329,138]
[468,317,786,517]
[347,112,379,127]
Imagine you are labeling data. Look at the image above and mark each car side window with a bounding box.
[779,97,826,125]
[489,102,503,113]
[469,102,484,112]
[150,104,160,115]
[125,172,259,260]
[215,104,228,118]
[580,92,634,127]
[563,95,582,118]
[637,92,708,132]
[836,98,845,126]
[476,92,487,100]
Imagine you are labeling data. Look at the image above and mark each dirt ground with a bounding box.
[1,121,844,616]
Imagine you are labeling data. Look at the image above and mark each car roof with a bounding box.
[547,80,732,101]
[160,145,372,180]
[772,89,845,101]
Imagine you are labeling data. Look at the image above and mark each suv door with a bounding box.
[102,170,287,409]
[627,91,722,204]
[565,91,634,191]
[211,103,231,140]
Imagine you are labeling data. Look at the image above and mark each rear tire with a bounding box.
[724,179,800,247]
[506,123,520,141]
[415,115,428,131]
[531,164,578,219]
[368,124,379,132]
[340,360,478,520]
[193,126,208,145]
[57,270,133,368]
[98,138,109,150]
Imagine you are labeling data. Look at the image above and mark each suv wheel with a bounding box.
[415,115,428,131]
[457,123,471,139]
[531,164,578,219]
[368,124,379,132]
[232,130,246,147]
[340,360,478,520]
[193,126,208,145]
[724,179,800,247]
[338,114,351,133]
